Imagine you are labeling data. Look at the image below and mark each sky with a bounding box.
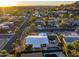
[16,1,76,6]
[0,0,76,7]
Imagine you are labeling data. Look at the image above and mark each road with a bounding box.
[0,34,14,50]
[3,15,30,52]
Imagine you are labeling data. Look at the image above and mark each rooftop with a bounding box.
[25,33,49,48]
[63,32,79,43]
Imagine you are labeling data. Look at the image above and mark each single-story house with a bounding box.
[62,32,79,43]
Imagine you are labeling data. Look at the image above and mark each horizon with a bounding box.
[17,1,76,6]
[0,1,76,7]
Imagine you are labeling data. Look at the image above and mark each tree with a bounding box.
[15,39,20,44]
[59,35,64,44]
[12,43,17,49]
[43,17,49,26]
[10,10,23,16]
[72,40,79,51]
[49,8,56,11]
[22,31,28,38]
[23,23,36,35]
[30,23,36,31]
[14,27,19,34]
[29,16,36,24]
[0,50,8,55]
[10,43,18,56]
[67,44,74,50]
[60,14,64,18]
[0,50,9,57]
[71,50,79,57]
[66,40,79,57]
[26,45,33,51]
[63,44,68,56]
[67,44,74,56]
[14,27,20,38]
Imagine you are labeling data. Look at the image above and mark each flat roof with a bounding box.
[64,33,79,43]
[64,36,79,43]
[63,32,78,36]
[38,33,47,36]
[62,32,79,43]
[25,34,49,48]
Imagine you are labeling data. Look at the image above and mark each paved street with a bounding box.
[3,16,30,52]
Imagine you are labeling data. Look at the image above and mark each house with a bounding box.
[63,34,79,43]
[60,32,79,56]
[0,24,10,30]
[59,32,78,42]
[0,22,14,31]
[34,20,43,25]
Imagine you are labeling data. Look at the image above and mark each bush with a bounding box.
[26,45,33,51]
[12,43,17,49]
[0,50,8,54]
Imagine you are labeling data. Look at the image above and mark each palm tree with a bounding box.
[59,34,64,44]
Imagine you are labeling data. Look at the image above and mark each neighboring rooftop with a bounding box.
[63,32,79,43]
